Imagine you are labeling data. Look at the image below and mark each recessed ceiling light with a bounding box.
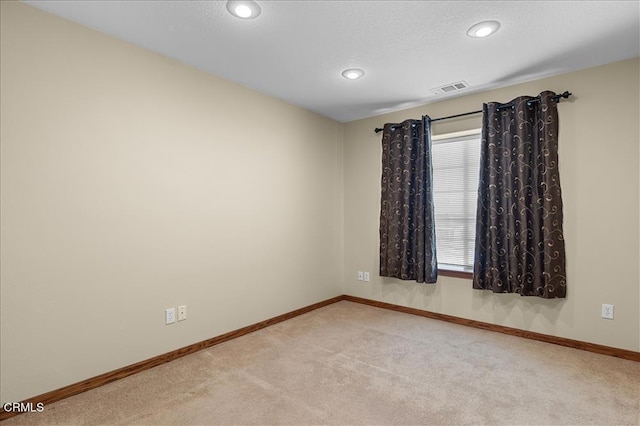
[341,68,365,80]
[467,21,500,38]
[226,1,261,19]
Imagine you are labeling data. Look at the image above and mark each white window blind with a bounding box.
[431,130,481,271]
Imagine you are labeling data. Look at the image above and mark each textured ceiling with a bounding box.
[23,1,640,122]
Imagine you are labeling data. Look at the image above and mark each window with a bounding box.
[431,129,481,274]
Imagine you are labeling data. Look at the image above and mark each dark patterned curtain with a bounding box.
[473,91,566,298]
[379,117,437,283]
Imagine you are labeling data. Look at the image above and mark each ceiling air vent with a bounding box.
[431,81,470,96]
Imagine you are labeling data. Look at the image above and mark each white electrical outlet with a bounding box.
[601,304,614,320]
[178,305,187,321]
[165,307,176,324]
[363,272,370,282]
[357,271,364,281]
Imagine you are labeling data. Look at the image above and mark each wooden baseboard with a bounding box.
[3,293,638,421]
[343,295,640,362]
[0,295,345,422]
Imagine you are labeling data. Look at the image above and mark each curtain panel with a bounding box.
[473,91,566,298]
[379,118,437,283]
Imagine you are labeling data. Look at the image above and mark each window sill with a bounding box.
[438,269,473,280]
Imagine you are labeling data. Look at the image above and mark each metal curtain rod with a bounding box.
[374,91,572,133]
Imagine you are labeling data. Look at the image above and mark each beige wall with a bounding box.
[0,2,343,403]
[344,58,640,352]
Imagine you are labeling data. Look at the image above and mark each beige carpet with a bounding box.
[4,301,639,425]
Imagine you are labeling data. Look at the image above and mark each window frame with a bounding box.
[431,128,482,280]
